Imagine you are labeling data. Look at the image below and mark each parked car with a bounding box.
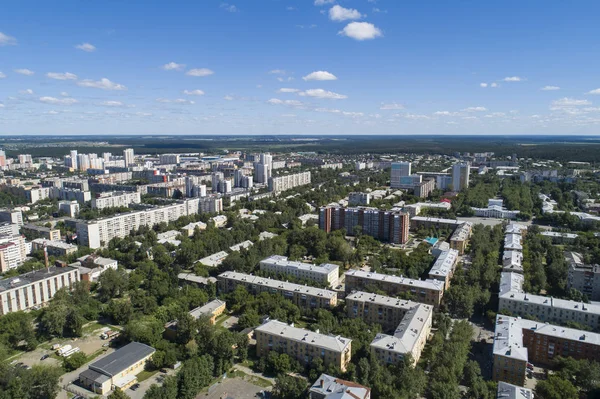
[40,354,50,360]
[130,383,140,391]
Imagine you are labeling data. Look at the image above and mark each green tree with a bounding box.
[273,374,307,399]
[63,352,87,371]
[535,375,578,399]
[108,387,130,399]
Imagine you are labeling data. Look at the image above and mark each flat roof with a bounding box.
[346,291,421,311]
[218,271,337,299]
[178,272,217,285]
[230,240,254,252]
[89,342,155,377]
[32,238,77,250]
[0,266,78,292]
[256,319,351,353]
[497,382,533,399]
[345,269,444,292]
[260,255,338,274]
[410,216,464,225]
[198,251,229,267]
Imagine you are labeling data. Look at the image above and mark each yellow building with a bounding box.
[79,342,155,395]
[449,222,472,255]
[255,320,352,372]
[164,299,226,340]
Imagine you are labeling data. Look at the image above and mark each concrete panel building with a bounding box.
[218,271,338,310]
[31,238,78,257]
[91,191,141,210]
[255,320,352,371]
[259,255,339,288]
[268,171,311,193]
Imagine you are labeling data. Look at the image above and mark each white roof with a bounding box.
[31,238,77,250]
[189,299,226,319]
[346,291,420,311]
[256,319,351,353]
[499,272,525,295]
[177,272,217,285]
[411,216,464,226]
[450,222,473,242]
[259,231,278,241]
[260,255,338,274]
[497,382,533,399]
[345,269,444,292]
[505,223,527,235]
[429,249,459,278]
[370,304,432,355]
[230,240,254,252]
[504,234,523,251]
[198,251,229,267]
[541,231,578,239]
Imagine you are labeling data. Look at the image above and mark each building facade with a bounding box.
[449,222,472,255]
[91,191,141,209]
[259,255,339,288]
[268,171,311,193]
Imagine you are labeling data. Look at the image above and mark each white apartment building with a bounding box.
[159,153,181,165]
[428,249,459,289]
[199,196,223,213]
[91,191,142,209]
[259,255,339,288]
[499,271,600,329]
[390,162,411,189]
[348,192,371,206]
[0,266,80,315]
[268,171,311,193]
[452,163,470,192]
[76,198,204,248]
[123,148,135,168]
[404,202,451,217]
[59,200,80,217]
[0,234,27,272]
[0,222,20,236]
[0,209,24,226]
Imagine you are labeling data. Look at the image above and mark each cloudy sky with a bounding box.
[1,0,600,135]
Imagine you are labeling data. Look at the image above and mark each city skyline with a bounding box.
[1,0,600,135]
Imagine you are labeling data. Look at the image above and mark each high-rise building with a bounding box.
[319,206,410,245]
[18,154,33,164]
[123,148,135,168]
[452,163,470,191]
[268,171,311,193]
[0,150,6,167]
[254,153,273,183]
[390,162,411,188]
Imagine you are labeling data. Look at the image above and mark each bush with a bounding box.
[63,352,87,371]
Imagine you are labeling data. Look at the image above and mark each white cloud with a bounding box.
[267,98,304,107]
[551,97,591,107]
[338,22,382,41]
[480,83,488,88]
[223,95,234,101]
[343,111,364,117]
[314,0,335,5]
[462,106,487,112]
[46,72,78,80]
[315,107,341,113]
[75,43,96,52]
[587,88,600,95]
[78,78,126,90]
[220,3,238,12]
[60,92,69,97]
[14,69,34,76]
[503,76,522,82]
[156,98,195,104]
[286,6,296,11]
[19,89,34,95]
[380,103,404,110]
[434,111,457,116]
[99,101,126,107]
[299,89,347,99]
[302,71,337,81]
[0,104,4,108]
[162,62,186,71]
[404,113,429,120]
[277,77,294,82]
[39,96,78,105]
[278,88,300,93]
[268,69,287,75]
[183,89,205,96]
[0,72,5,79]
[484,112,506,118]
[0,32,17,46]
[329,5,363,22]
[44,110,59,115]
[186,68,214,77]
[541,85,560,91]
[136,112,153,117]
[491,83,499,88]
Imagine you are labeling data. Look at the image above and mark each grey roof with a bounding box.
[189,299,226,319]
[256,319,351,353]
[0,266,78,292]
[89,342,155,377]
[79,368,110,384]
[497,382,533,399]
[309,373,370,399]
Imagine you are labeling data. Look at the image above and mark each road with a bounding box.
[56,347,116,399]
[127,369,177,399]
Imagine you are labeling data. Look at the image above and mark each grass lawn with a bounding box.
[215,313,232,328]
[137,369,159,382]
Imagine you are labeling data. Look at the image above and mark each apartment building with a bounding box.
[91,191,141,209]
[0,222,20,236]
[319,206,410,245]
[76,198,204,248]
[268,171,311,193]
[58,200,80,217]
[199,196,223,213]
[499,271,600,329]
[449,222,472,255]
[451,163,470,192]
[0,266,80,315]
[370,302,433,365]
[496,382,533,399]
[0,234,27,272]
[404,202,451,217]
[493,314,600,386]
[259,255,339,288]
[218,271,338,310]
[504,234,523,251]
[344,269,444,307]
[505,223,527,237]
[70,255,118,282]
[428,249,459,289]
[503,251,524,273]
[255,320,352,371]
[164,299,226,340]
[309,374,371,399]
[0,209,23,226]
[390,162,412,189]
[410,216,465,231]
[414,179,436,198]
[348,192,371,206]
[31,238,78,257]
[21,224,61,241]
[566,251,600,301]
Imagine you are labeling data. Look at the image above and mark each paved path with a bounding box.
[232,364,275,384]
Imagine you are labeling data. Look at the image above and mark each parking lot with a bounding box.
[202,377,271,399]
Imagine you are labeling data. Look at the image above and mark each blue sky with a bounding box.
[1,0,600,135]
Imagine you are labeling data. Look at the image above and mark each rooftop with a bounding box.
[178,272,217,285]
[218,271,337,299]
[370,303,432,355]
[497,382,533,399]
[189,299,226,319]
[256,319,351,353]
[309,374,371,399]
[89,342,155,377]
[32,238,77,250]
[345,269,444,292]
[346,291,421,311]
[504,234,523,251]
[429,249,459,278]
[230,240,254,252]
[0,266,78,292]
[260,255,338,274]
[410,216,465,225]
[450,222,473,242]
[198,251,229,267]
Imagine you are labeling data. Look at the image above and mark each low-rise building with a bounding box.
[230,240,254,252]
[21,224,61,241]
[566,251,600,301]
[404,202,452,217]
[255,319,352,371]
[79,342,155,395]
[344,269,444,307]
[177,272,217,287]
[496,382,533,399]
[504,234,523,251]
[499,271,600,330]
[58,200,80,217]
[493,314,600,386]
[70,255,118,282]
[505,223,527,237]
[472,199,520,220]
[309,374,371,399]
[540,231,578,244]
[0,266,80,315]
[218,271,337,310]
[259,255,339,288]
[180,221,207,237]
[164,299,226,339]
[503,250,524,274]
[428,249,459,289]
[410,216,465,231]
[449,222,472,255]
[198,251,229,267]
[31,238,78,257]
